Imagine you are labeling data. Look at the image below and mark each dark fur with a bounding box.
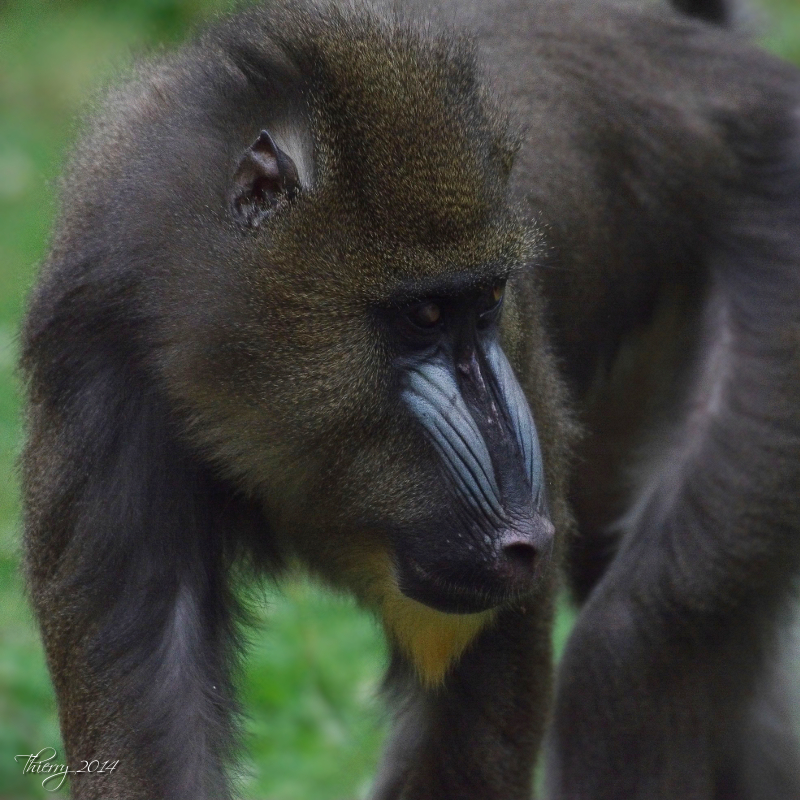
[20,0,800,798]
[673,0,733,24]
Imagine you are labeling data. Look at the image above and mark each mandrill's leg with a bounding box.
[547,214,800,799]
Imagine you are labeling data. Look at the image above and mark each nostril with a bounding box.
[502,540,538,577]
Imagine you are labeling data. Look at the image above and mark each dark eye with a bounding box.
[407,301,442,329]
[477,282,505,326]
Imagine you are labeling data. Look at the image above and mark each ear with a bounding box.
[230,129,300,228]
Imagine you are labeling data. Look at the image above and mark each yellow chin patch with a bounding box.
[380,591,495,688]
[343,550,496,688]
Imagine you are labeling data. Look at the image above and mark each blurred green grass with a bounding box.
[1,1,798,798]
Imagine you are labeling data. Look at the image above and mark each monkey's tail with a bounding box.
[669,0,734,25]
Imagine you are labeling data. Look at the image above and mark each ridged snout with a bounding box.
[399,336,552,610]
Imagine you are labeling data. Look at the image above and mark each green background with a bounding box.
[1,1,799,798]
